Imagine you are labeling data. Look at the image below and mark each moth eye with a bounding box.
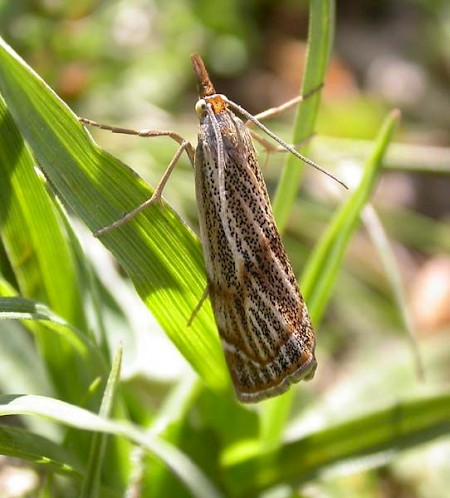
[195,99,207,117]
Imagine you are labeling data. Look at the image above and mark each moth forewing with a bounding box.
[193,78,317,402]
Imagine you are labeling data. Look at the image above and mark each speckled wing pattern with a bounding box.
[194,94,317,402]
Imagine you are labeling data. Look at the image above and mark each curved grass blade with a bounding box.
[0,296,101,358]
[226,391,450,496]
[0,93,101,406]
[0,394,225,498]
[0,37,228,395]
[261,0,335,449]
[302,109,401,323]
[0,424,82,474]
[0,95,86,330]
[81,347,123,498]
[362,205,424,378]
[272,0,335,230]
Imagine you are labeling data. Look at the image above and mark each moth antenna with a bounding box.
[218,94,348,190]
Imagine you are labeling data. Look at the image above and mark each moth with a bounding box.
[82,55,345,402]
[191,56,316,402]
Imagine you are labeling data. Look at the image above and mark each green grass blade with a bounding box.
[0,95,87,330]
[272,0,335,230]
[80,347,123,498]
[0,37,228,396]
[261,0,335,450]
[0,92,103,406]
[362,205,424,378]
[302,109,401,323]
[0,296,100,357]
[0,424,81,474]
[0,394,225,498]
[144,374,202,498]
[226,391,450,496]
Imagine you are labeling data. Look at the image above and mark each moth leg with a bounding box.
[187,286,209,326]
[94,140,192,237]
[245,84,323,127]
[245,84,323,153]
[79,118,195,237]
[79,118,195,164]
[222,94,347,188]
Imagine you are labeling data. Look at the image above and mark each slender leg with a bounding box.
[249,95,303,126]
[94,140,191,237]
[81,117,210,321]
[79,117,196,236]
[245,84,323,152]
[245,84,323,127]
[187,285,210,326]
[79,117,195,163]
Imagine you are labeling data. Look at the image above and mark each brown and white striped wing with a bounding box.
[195,108,316,402]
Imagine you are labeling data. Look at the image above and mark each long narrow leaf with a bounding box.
[0,296,99,357]
[261,0,335,449]
[0,424,81,474]
[0,94,101,407]
[273,0,335,230]
[0,394,225,498]
[226,391,450,496]
[80,347,123,498]
[302,109,400,323]
[0,96,86,329]
[0,37,228,395]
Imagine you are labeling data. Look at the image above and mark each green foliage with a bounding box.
[0,1,449,497]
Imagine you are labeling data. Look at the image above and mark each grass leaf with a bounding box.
[302,109,401,323]
[0,36,228,396]
[227,391,450,496]
[0,394,225,498]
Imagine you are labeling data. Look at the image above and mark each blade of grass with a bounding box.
[302,109,401,322]
[146,373,202,498]
[380,207,450,254]
[311,136,450,174]
[0,296,101,357]
[261,0,335,451]
[272,0,335,230]
[362,205,424,379]
[0,95,87,330]
[226,391,450,496]
[0,37,228,396]
[0,394,225,498]
[0,424,82,474]
[0,94,102,407]
[80,347,123,498]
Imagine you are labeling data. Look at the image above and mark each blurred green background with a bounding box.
[0,0,449,497]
